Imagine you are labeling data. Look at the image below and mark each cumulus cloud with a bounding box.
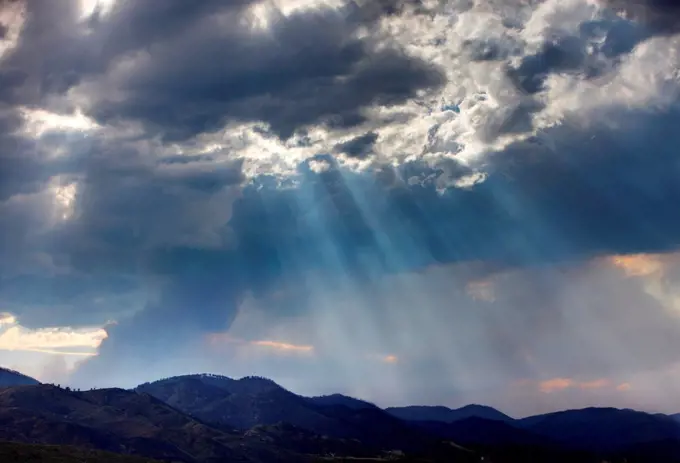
[1,0,680,414]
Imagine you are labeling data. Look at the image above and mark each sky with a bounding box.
[0,0,680,417]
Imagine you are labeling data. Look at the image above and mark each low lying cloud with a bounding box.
[0,312,106,356]
[616,382,632,392]
[251,340,315,354]
[538,377,611,393]
[207,333,314,355]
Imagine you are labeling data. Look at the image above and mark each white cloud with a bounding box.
[0,313,107,356]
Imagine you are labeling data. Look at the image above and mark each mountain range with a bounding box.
[0,369,679,462]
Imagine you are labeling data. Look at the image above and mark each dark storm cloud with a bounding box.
[507,15,648,95]
[89,9,444,140]
[0,0,439,370]
[1,0,444,140]
[334,131,378,158]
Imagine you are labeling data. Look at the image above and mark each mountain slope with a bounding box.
[0,367,39,387]
[136,375,350,436]
[386,404,512,423]
[0,384,258,462]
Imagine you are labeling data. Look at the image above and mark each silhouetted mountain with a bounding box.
[305,393,378,411]
[0,384,285,462]
[136,374,474,458]
[136,374,351,436]
[2,372,680,462]
[516,407,680,453]
[412,416,550,447]
[0,367,39,387]
[386,404,512,423]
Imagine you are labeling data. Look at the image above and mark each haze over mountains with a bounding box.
[1,368,679,462]
[2,0,680,420]
[1,1,680,461]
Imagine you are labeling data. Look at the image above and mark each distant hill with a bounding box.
[516,407,680,453]
[0,367,39,387]
[305,393,378,411]
[386,404,512,423]
[412,416,551,447]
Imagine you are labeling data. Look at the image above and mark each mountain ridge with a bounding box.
[1,370,680,462]
[386,403,513,423]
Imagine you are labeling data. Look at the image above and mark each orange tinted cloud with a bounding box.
[578,379,610,390]
[616,382,632,392]
[539,378,574,393]
[251,340,314,353]
[366,353,399,364]
[206,333,314,355]
[609,254,664,277]
[539,377,611,393]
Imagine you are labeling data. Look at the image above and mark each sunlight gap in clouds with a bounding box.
[53,182,78,221]
[21,108,98,138]
[79,0,117,19]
